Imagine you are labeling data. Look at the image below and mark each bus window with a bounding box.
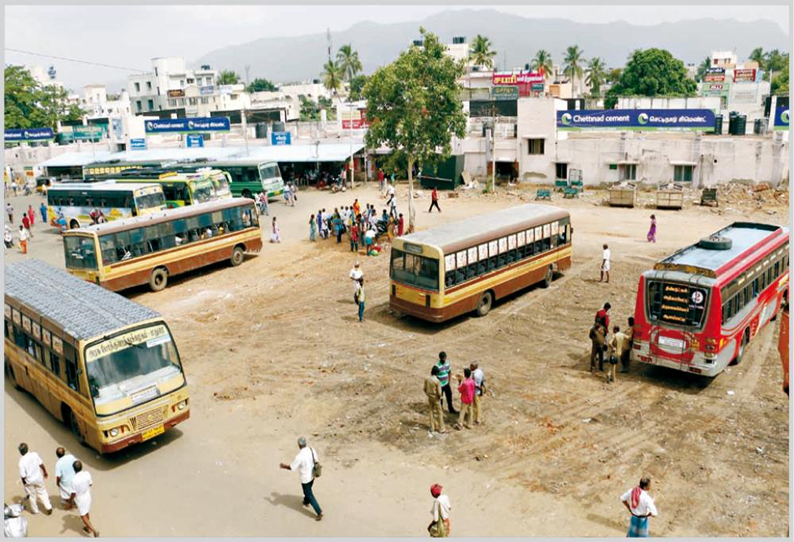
[13,325,25,349]
[63,343,81,394]
[144,226,162,252]
[64,236,98,270]
[115,231,133,261]
[129,228,149,257]
[49,351,61,377]
[100,235,118,264]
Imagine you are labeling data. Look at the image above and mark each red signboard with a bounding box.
[733,68,756,82]
[492,70,545,85]
[341,109,369,129]
[704,73,725,82]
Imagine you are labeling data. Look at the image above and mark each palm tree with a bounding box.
[696,56,711,82]
[336,44,363,83]
[749,47,766,70]
[217,70,240,85]
[531,50,553,79]
[470,34,497,70]
[321,60,343,95]
[563,45,585,96]
[585,57,606,97]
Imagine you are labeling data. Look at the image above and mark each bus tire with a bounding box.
[541,266,554,288]
[64,406,86,447]
[242,189,253,200]
[149,267,168,292]
[69,219,80,230]
[475,291,494,317]
[230,245,245,267]
[6,362,21,390]
[730,329,750,366]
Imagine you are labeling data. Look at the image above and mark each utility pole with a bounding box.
[245,65,251,87]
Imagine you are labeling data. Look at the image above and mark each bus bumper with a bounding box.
[632,343,732,377]
[390,295,447,323]
[100,410,190,454]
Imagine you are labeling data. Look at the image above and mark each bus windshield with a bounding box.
[212,173,232,198]
[135,191,167,211]
[391,249,440,291]
[191,181,215,203]
[259,163,281,181]
[85,324,184,414]
[64,236,98,270]
[647,280,710,328]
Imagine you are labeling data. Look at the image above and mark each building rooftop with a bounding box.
[5,259,161,341]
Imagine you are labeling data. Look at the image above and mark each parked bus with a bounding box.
[779,294,789,395]
[4,259,189,454]
[390,204,572,322]
[109,169,232,207]
[47,181,167,230]
[62,198,262,292]
[632,222,789,377]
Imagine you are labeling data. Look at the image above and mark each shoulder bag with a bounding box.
[311,448,323,479]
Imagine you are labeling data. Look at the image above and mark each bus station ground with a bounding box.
[4,182,790,537]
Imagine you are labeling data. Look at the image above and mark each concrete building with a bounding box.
[128,57,219,114]
[446,36,470,64]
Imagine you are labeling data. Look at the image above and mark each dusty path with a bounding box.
[4,183,789,536]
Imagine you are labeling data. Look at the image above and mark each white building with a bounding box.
[127,57,219,114]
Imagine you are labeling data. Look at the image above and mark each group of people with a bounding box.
[16,442,99,537]
[424,352,486,433]
[5,203,46,254]
[589,302,635,383]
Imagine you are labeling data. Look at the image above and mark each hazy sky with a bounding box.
[5,5,789,89]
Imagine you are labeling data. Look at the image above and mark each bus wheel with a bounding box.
[541,266,554,288]
[475,291,493,317]
[230,246,245,267]
[66,408,86,446]
[69,220,79,230]
[242,190,253,200]
[731,329,750,366]
[149,268,168,292]
[6,362,21,390]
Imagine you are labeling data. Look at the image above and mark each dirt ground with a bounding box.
[4,182,790,536]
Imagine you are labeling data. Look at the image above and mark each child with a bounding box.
[270,217,281,243]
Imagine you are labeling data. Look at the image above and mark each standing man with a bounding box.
[424,366,446,434]
[378,167,385,192]
[280,437,323,521]
[595,303,611,331]
[621,317,635,373]
[39,201,48,225]
[606,325,628,384]
[428,484,451,537]
[589,321,606,373]
[621,477,658,537]
[599,243,611,283]
[454,368,476,430]
[356,278,366,323]
[6,201,13,224]
[67,461,98,537]
[429,186,441,213]
[349,262,363,303]
[18,225,29,255]
[435,352,457,415]
[55,447,77,506]
[17,443,52,515]
[470,362,485,425]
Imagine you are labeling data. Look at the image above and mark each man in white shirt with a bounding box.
[349,262,363,303]
[429,484,451,536]
[600,243,611,283]
[280,437,323,521]
[68,461,98,537]
[55,447,77,504]
[621,477,658,537]
[470,362,485,425]
[17,443,52,515]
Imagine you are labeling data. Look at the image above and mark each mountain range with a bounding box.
[194,9,790,85]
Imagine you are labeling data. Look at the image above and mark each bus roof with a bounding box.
[5,259,160,341]
[654,222,788,279]
[72,198,254,236]
[399,203,569,253]
[48,181,161,192]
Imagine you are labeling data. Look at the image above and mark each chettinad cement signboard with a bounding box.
[557,109,716,131]
[774,107,789,131]
[144,117,230,134]
[5,127,54,142]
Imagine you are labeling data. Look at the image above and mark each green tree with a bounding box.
[4,65,42,129]
[607,68,622,84]
[470,34,497,70]
[349,74,369,101]
[299,95,319,121]
[585,57,606,97]
[336,44,363,83]
[364,28,467,232]
[246,77,277,93]
[321,59,343,95]
[531,50,553,78]
[765,50,788,81]
[604,48,696,109]
[772,62,789,96]
[563,45,585,96]
[696,56,711,82]
[749,47,766,70]
[217,70,240,85]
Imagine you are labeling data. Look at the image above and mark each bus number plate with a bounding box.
[658,336,685,350]
[141,425,164,441]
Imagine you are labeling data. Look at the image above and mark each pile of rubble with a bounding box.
[718,182,789,207]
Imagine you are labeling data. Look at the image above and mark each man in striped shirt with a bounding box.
[435,352,457,414]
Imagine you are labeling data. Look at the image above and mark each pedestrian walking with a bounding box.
[398,213,405,237]
[67,461,98,537]
[589,321,607,373]
[349,262,363,302]
[27,205,35,227]
[39,201,48,224]
[17,443,52,515]
[350,225,359,253]
[621,477,658,537]
[647,215,657,243]
[621,317,635,373]
[454,368,475,430]
[309,215,317,241]
[319,209,329,239]
[18,226,28,254]
[606,325,627,384]
[424,366,446,434]
[428,186,441,213]
[21,213,32,238]
[428,484,451,538]
[378,168,385,192]
[435,352,457,414]
[270,217,281,243]
[599,243,611,283]
[470,362,485,425]
[279,437,323,521]
[55,447,77,505]
[6,202,13,224]
[355,278,365,322]
[333,213,344,244]
[259,193,270,216]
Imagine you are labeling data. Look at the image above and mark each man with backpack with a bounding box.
[280,437,323,521]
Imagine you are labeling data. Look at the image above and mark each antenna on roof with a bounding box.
[326,28,332,61]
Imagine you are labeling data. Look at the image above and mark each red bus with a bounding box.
[632,222,789,377]
[779,295,789,395]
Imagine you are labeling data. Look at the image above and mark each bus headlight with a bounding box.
[172,399,188,412]
[109,428,120,438]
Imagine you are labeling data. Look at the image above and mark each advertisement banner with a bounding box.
[111,118,124,140]
[733,69,756,83]
[492,70,545,85]
[167,89,185,98]
[491,86,519,100]
[557,109,716,131]
[130,138,147,150]
[704,67,725,83]
[702,82,729,97]
[186,134,204,148]
[199,85,215,96]
[341,108,369,129]
[774,106,789,131]
[72,126,104,140]
[219,85,234,96]
[530,82,545,91]
[144,117,231,133]
[271,132,292,145]
[5,127,54,142]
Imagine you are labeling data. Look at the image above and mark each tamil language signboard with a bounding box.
[130,138,147,150]
[491,86,518,100]
[774,106,789,131]
[492,70,544,85]
[704,67,725,83]
[658,283,707,326]
[733,69,756,82]
[5,128,54,142]
[186,134,204,148]
[702,82,729,97]
[144,117,230,133]
[556,109,716,131]
[341,108,369,129]
[271,132,291,145]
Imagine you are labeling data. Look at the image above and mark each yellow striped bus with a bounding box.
[4,259,189,454]
[62,198,262,292]
[390,204,572,322]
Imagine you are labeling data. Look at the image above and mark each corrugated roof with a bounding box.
[5,260,160,341]
[224,143,364,163]
[48,181,161,192]
[400,203,569,252]
[38,151,114,168]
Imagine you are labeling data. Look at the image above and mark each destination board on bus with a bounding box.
[659,283,707,325]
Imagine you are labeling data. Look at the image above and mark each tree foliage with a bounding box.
[348,74,369,101]
[563,45,585,95]
[696,56,711,82]
[585,57,606,97]
[5,65,83,130]
[604,48,696,109]
[531,49,553,78]
[321,59,343,95]
[749,47,766,70]
[336,44,363,82]
[764,49,788,81]
[247,77,277,93]
[470,35,497,70]
[363,28,466,231]
[217,70,240,85]
[772,61,789,96]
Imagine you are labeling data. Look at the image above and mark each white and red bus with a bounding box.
[632,222,789,377]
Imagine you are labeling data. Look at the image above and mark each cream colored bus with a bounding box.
[390,204,572,322]
[4,259,189,454]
